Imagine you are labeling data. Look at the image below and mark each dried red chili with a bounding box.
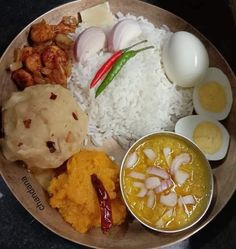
[23,119,31,128]
[46,141,56,153]
[50,92,57,100]
[91,174,113,233]
[72,112,78,120]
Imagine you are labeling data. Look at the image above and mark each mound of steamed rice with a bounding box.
[68,13,193,148]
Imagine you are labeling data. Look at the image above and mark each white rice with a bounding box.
[68,13,193,148]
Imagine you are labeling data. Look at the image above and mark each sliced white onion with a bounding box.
[74,27,106,62]
[155,218,165,227]
[164,208,174,217]
[178,196,190,216]
[133,182,147,197]
[174,170,190,185]
[147,167,169,179]
[133,182,144,188]
[170,153,191,175]
[108,19,142,51]
[145,177,161,189]
[143,148,156,161]
[155,179,173,194]
[147,190,156,208]
[163,147,171,160]
[182,195,196,205]
[156,208,174,227]
[129,171,146,180]
[125,152,138,168]
[160,192,177,207]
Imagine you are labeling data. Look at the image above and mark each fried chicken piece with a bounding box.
[41,45,68,69]
[21,46,34,62]
[30,20,55,43]
[25,53,42,72]
[12,68,34,89]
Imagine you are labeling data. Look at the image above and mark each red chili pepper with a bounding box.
[91,174,112,233]
[89,40,147,88]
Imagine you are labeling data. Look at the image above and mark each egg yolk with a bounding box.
[198,81,226,112]
[193,121,222,154]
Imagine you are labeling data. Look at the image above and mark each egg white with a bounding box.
[193,67,233,120]
[175,115,230,161]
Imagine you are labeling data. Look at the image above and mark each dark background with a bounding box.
[0,0,235,248]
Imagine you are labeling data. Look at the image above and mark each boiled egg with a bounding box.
[175,115,230,161]
[193,67,233,120]
[162,31,209,87]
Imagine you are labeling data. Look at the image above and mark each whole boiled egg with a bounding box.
[162,31,209,87]
[193,67,233,120]
[175,115,230,161]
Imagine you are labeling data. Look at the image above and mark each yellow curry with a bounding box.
[122,133,212,231]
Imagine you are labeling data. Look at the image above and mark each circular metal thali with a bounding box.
[0,0,236,248]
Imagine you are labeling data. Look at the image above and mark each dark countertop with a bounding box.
[0,1,235,249]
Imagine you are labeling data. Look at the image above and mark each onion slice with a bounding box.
[145,177,161,189]
[182,195,196,205]
[147,167,169,179]
[74,27,106,62]
[129,171,145,180]
[125,152,138,168]
[160,192,177,207]
[143,148,156,161]
[147,190,156,208]
[155,179,173,194]
[178,196,190,216]
[174,170,190,185]
[170,153,191,175]
[163,147,171,165]
[133,182,147,197]
[108,19,142,51]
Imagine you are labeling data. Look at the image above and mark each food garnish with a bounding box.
[91,174,113,233]
[50,92,57,100]
[46,141,56,153]
[72,112,78,120]
[74,27,106,62]
[89,40,147,88]
[108,19,142,52]
[23,119,31,128]
[95,45,154,97]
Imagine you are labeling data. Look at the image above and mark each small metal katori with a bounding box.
[120,131,214,233]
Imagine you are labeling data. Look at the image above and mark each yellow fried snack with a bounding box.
[48,150,127,233]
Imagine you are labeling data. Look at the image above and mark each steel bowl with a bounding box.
[120,131,214,233]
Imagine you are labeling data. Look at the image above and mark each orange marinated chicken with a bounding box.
[11,17,76,89]
[30,20,55,43]
[25,53,42,72]
[12,68,34,89]
[21,46,34,62]
[41,45,68,69]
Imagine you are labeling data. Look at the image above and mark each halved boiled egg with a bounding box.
[175,115,230,161]
[193,67,233,120]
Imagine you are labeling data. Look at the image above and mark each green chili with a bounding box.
[95,45,154,97]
